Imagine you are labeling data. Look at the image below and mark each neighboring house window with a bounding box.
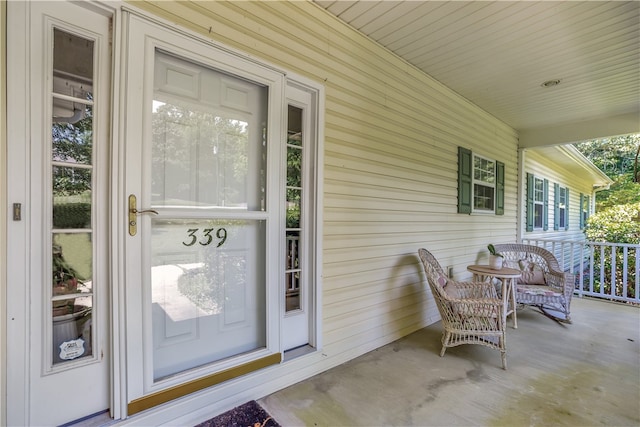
[457,147,504,215]
[580,193,590,229]
[526,173,548,231]
[554,183,569,230]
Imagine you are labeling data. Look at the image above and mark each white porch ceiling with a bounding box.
[314,1,640,147]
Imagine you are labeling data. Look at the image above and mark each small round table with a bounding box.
[467,265,521,329]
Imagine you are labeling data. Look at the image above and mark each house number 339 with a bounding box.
[182,228,227,247]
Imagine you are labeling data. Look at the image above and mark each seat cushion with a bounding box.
[516,284,562,297]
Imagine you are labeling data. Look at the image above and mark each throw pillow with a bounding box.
[517,259,546,285]
[436,273,461,298]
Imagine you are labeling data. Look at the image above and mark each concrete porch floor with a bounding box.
[260,297,640,426]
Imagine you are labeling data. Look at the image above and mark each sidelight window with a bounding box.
[50,28,97,365]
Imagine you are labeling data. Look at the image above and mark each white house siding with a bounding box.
[132,0,518,387]
[522,149,594,242]
[521,148,596,272]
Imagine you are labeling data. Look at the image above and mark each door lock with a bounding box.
[13,203,22,221]
[128,194,158,236]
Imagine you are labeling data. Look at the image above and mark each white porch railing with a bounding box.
[522,238,640,305]
[286,235,300,295]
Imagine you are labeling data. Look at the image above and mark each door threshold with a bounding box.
[283,344,315,361]
[60,410,114,427]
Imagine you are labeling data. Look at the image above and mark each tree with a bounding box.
[575,135,639,300]
[584,202,640,244]
[575,134,640,210]
[151,101,252,207]
[52,106,93,196]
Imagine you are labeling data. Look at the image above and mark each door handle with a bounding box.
[128,194,158,236]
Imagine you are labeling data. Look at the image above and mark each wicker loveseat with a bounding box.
[492,244,574,323]
[418,248,507,369]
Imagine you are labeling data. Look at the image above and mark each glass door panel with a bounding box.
[51,28,96,365]
[151,218,266,380]
[150,50,268,381]
[285,106,303,313]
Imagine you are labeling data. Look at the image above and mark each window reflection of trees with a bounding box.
[151,101,250,207]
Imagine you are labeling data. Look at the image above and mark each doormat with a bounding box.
[194,400,280,427]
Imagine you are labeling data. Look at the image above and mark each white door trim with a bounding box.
[6,2,30,423]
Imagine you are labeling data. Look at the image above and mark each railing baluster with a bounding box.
[610,246,616,297]
[519,238,639,304]
[590,244,596,295]
[636,247,640,303]
[578,242,584,297]
[599,245,605,296]
[622,246,628,300]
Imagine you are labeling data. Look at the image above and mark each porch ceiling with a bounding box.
[314,1,640,147]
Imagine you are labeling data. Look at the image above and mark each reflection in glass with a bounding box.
[287,106,302,147]
[152,101,262,208]
[285,231,301,311]
[474,157,495,183]
[285,106,304,313]
[52,166,92,229]
[151,53,268,210]
[52,104,93,164]
[51,28,96,366]
[286,188,301,229]
[534,178,544,201]
[473,184,494,211]
[287,146,302,187]
[535,204,544,228]
[52,300,92,364]
[53,166,92,198]
[151,218,266,380]
[51,235,93,365]
[53,234,93,291]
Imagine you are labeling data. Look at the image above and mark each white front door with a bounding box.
[121,14,283,414]
[6,2,112,425]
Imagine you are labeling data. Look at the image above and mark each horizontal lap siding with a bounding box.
[135,0,518,361]
[524,150,593,242]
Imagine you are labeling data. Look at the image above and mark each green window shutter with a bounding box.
[565,188,570,230]
[458,147,472,214]
[495,161,504,215]
[526,173,534,232]
[553,183,560,230]
[543,179,549,231]
[580,193,585,229]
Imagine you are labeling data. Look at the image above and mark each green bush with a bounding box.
[584,202,640,244]
[53,202,92,229]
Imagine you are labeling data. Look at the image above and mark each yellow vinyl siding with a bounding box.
[131,0,518,373]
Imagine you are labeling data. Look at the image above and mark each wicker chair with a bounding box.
[492,244,574,323]
[418,248,507,369]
